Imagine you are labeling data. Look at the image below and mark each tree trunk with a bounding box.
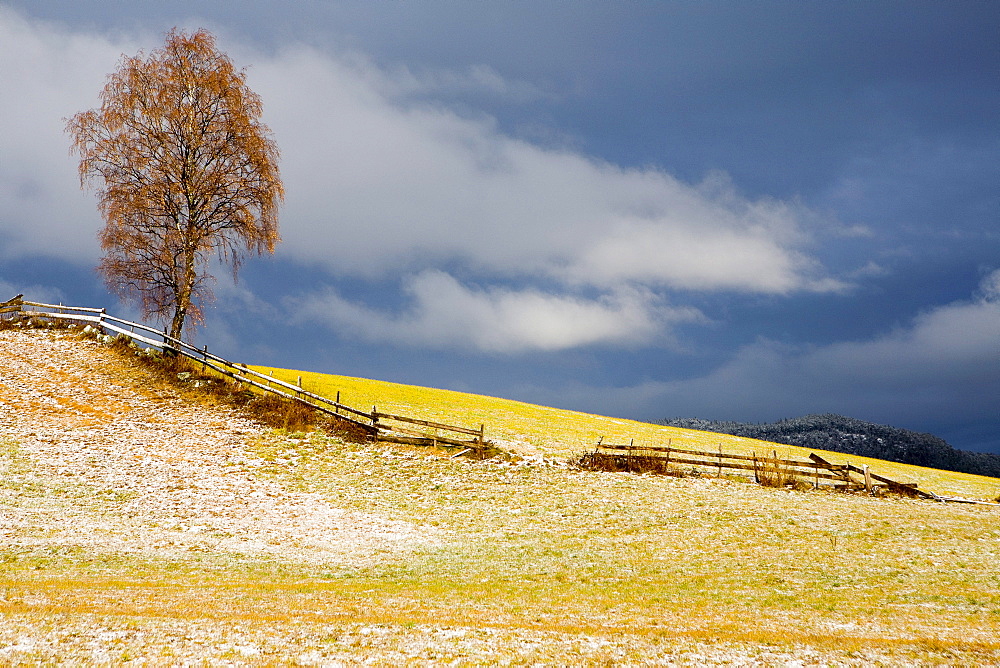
[169,305,186,341]
[168,235,199,340]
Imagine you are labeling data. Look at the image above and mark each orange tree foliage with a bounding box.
[67,29,283,339]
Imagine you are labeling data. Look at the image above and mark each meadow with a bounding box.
[5,428,1000,663]
[1,340,997,664]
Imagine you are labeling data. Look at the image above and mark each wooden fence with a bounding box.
[372,411,485,451]
[584,438,993,503]
[1,295,488,451]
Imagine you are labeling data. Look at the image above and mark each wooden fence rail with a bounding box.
[587,438,946,498]
[371,411,485,449]
[2,295,488,450]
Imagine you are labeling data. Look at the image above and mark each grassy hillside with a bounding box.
[3,332,998,664]
[254,365,1000,501]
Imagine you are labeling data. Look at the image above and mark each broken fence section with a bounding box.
[584,438,991,503]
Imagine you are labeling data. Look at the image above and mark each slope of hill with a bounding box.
[2,328,999,664]
[0,327,426,566]
[659,414,1000,479]
[255,365,1000,500]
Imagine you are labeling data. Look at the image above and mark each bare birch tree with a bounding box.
[67,29,283,339]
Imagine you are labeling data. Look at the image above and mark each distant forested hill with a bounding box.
[658,414,1000,479]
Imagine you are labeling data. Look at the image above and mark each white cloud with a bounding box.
[243,42,839,295]
[979,268,1000,302]
[294,270,704,353]
[0,7,141,261]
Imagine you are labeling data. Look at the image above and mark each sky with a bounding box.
[1,1,998,454]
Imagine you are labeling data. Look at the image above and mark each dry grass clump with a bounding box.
[0,314,82,331]
[97,332,371,441]
[577,449,691,477]
[755,451,799,488]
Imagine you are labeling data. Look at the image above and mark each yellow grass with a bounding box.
[254,365,1000,501]
[3,338,999,663]
[8,427,1000,662]
[6,431,1000,661]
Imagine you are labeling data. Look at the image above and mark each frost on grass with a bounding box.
[1,329,999,664]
